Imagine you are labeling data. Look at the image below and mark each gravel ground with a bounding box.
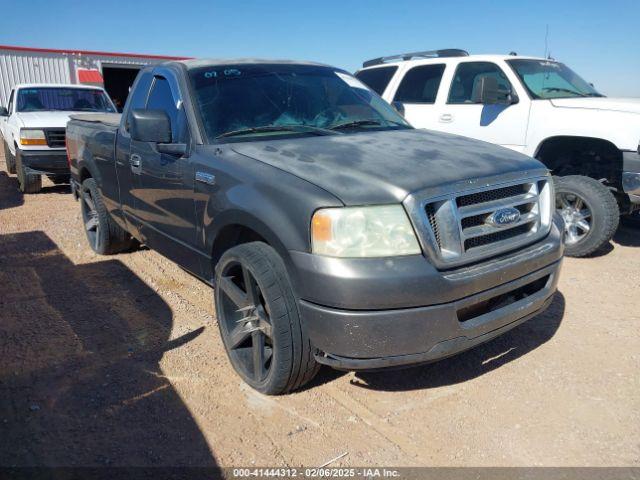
[0,150,638,468]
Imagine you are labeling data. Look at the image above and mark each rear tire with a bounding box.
[3,141,16,174]
[80,177,135,255]
[554,175,619,257]
[16,149,42,194]
[215,242,319,395]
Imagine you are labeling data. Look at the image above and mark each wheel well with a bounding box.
[79,167,92,183]
[535,136,623,187]
[211,224,269,267]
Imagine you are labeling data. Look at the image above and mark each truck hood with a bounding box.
[15,111,78,129]
[550,97,640,115]
[231,129,545,205]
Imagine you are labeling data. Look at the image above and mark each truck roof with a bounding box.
[14,83,107,90]
[179,58,331,70]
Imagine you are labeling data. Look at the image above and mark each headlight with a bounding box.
[20,129,47,146]
[311,205,421,257]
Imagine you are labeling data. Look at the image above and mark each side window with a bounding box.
[448,62,512,104]
[394,64,446,104]
[145,76,188,143]
[354,67,398,95]
[124,71,153,132]
[7,90,14,114]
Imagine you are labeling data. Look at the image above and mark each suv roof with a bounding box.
[360,51,548,70]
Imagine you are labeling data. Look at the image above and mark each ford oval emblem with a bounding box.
[487,207,521,228]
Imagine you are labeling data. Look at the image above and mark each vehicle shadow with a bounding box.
[0,231,217,469]
[0,171,24,210]
[350,292,566,392]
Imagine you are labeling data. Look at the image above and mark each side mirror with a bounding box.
[130,109,172,143]
[0,106,8,117]
[474,76,515,105]
[392,101,405,117]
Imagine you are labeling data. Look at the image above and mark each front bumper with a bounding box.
[292,215,564,370]
[19,149,69,176]
[622,151,640,204]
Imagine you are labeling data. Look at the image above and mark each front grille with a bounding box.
[457,184,528,207]
[419,177,552,267]
[45,129,66,148]
[464,223,532,250]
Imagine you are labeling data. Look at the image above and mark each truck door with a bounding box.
[0,90,13,143]
[115,70,154,239]
[434,61,530,151]
[129,71,200,273]
[390,63,447,131]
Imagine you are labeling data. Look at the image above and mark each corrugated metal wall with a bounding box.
[0,48,168,106]
[0,51,72,106]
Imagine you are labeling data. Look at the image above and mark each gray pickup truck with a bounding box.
[66,59,563,394]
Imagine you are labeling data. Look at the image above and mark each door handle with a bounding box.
[195,171,216,186]
[439,113,453,123]
[130,154,142,174]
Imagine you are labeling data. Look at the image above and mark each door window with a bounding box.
[355,66,398,95]
[124,71,153,132]
[394,64,446,104]
[448,62,512,104]
[146,77,188,143]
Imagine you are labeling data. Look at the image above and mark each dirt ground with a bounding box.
[0,149,638,469]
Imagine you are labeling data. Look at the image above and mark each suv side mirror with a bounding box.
[130,109,172,143]
[392,101,405,117]
[474,76,515,105]
[0,106,8,117]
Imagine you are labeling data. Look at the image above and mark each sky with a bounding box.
[2,0,639,97]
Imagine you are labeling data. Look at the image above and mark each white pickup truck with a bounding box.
[0,83,116,193]
[356,50,640,257]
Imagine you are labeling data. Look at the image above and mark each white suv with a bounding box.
[0,83,116,193]
[356,49,640,257]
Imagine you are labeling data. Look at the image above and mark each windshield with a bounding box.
[188,64,411,141]
[16,87,116,113]
[508,59,603,99]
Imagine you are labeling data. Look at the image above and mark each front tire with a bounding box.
[554,175,619,257]
[80,177,135,255]
[215,242,319,395]
[3,141,16,174]
[16,149,42,194]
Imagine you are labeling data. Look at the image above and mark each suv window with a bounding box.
[448,62,512,104]
[146,76,188,143]
[394,64,446,104]
[355,67,398,95]
[125,71,153,132]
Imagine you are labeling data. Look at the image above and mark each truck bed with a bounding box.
[68,113,122,127]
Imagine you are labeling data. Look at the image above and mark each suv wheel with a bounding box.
[80,177,136,255]
[554,175,619,257]
[3,142,16,174]
[215,242,319,395]
[15,149,42,194]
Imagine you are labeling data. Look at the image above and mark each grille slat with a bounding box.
[45,129,66,148]
[421,177,551,267]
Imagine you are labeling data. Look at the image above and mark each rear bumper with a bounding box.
[19,149,69,176]
[622,151,640,203]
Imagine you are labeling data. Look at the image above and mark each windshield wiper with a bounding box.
[216,124,336,139]
[542,87,588,97]
[329,119,407,131]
